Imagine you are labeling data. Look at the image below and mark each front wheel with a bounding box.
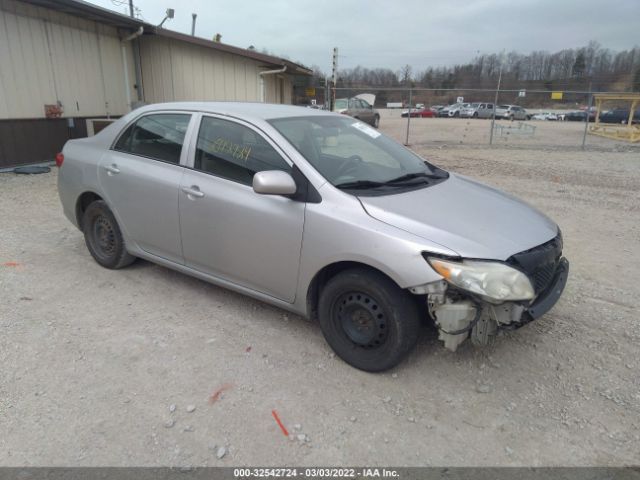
[318,268,421,372]
[82,200,136,269]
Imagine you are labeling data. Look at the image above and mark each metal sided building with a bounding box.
[0,0,311,168]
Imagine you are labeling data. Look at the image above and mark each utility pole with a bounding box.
[330,47,338,112]
[128,0,134,18]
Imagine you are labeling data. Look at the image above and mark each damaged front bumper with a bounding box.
[423,257,569,351]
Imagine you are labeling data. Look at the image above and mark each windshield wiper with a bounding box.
[335,171,448,190]
[334,180,387,190]
[384,171,447,184]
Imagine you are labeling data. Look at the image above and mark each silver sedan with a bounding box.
[57,102,568,371]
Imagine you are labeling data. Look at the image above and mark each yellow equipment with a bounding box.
[589,93,640,143]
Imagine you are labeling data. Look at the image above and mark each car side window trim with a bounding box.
[110,111,197,167]
[183,113,321,203]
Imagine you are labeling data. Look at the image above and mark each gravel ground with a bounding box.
[1,121,639,467]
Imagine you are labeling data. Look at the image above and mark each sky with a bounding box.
[89,0,639,73]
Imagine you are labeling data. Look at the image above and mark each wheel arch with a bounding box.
[305,261,402,322]
[75,191,104,230]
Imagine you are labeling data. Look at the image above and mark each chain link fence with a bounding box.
[298,86,639,151]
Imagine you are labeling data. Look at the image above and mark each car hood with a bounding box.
[355,93,376,107]
[358,173,558,260]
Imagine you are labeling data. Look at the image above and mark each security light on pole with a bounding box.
[158,8,175,28]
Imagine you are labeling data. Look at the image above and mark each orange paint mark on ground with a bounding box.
[208,383,233,404]
[271,409,289,437]
[3,262,21,267]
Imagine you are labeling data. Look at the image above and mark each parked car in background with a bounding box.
[565,111,595,122]
[57,102,568,372]
[460,102,495,119]
[599,108,640,124]
[438,103,470,117]
[531,112,558,121]
[401,107,435,118]
[495,105,530,120]
[430,105,445,113]
[333,97,380,127]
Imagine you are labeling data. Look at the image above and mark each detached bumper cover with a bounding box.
[526,257,569,320]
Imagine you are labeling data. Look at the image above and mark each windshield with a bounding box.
[269,115,448,195]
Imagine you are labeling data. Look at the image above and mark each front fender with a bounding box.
[293,193,456,314]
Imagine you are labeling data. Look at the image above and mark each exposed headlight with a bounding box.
[426,257,535,302]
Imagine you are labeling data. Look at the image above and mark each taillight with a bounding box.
[55,152,64,167]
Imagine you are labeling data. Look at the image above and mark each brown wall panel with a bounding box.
[0,117,98,168]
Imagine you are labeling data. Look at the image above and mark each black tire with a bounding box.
[372,115,380,128]
[82,200,135,269]
[473,112,478,118]
[318,268,421,372]
[453,111,460,117]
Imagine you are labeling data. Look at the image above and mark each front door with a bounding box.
[357,99,374,124]
[178,115,305,302]
[98,112,193,264]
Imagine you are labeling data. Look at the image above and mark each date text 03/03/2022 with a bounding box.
[233,467,400,478]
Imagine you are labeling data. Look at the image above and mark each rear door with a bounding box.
[178,114,305,302]
[98,112,195,264]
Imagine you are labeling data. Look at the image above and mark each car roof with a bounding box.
[132,102,332,122]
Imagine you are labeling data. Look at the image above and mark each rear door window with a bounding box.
[194,116,291,186]
[114,113,191,164]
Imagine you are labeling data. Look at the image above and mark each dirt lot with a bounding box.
[1,119,639,467]
[381,109,639,150]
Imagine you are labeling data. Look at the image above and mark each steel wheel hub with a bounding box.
[94,216,116,256]
[336,292,387,349]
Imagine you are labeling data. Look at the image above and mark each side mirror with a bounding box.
[253,170,297,196]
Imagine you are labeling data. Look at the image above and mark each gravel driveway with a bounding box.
[1,122,639,466]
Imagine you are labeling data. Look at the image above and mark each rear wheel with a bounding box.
[318,268,421,372]
[82,200,135,269]
[372,115,380,128]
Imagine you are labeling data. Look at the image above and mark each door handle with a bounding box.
[181,186,204,198]
[104,164,120,175]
